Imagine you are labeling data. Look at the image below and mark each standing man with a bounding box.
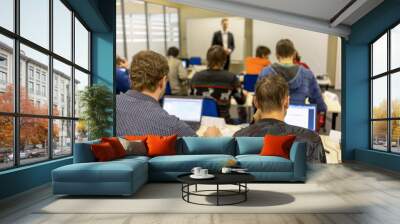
[211,18,235,70]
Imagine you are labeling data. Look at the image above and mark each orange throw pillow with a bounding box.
[91,142,117,162]
[146,135,177,157]
[101,137,126,158]
[260,135,296,159]
[124,135,148,142]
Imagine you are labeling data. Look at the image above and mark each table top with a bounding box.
[177,172,255,185]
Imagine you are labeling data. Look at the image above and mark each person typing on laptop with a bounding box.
[117,50,220,137]
[233,74,326,163]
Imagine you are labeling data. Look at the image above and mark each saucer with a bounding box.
[190,174,215,179]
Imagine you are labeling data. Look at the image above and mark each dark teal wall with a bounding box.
[343,0,400,171]
[0,158,72,199]
[0,0,116,200]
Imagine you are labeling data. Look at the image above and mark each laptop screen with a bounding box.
[284,104,317,131]
[163,97,203,122]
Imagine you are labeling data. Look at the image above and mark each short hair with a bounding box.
[207,45,227,69]
[276,39,296,58]
[167,47,179,58]
[130,51,169,92]
[255,74,289,112]
[221,18,228,23]
[256,46,271,58]
[116,55,125,66]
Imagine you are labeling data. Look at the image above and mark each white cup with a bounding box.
[221,167,232,174]
[200,169,208,176]
[191,167,202,176]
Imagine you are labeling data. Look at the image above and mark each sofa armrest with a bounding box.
[289,142,307,182]
[73,140,100,163]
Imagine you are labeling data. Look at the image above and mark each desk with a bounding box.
[323,91,341,130]
[197,124,249,137]
[187,65,208,79]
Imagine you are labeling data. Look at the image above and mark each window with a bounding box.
[370,23,400,153]
[166,7,180,50]
[0,0,91,170]
[28,81,34,94]
[0,0,14,31]
[116,0,180,59]
[20,0,49,49]
[74,18,89,70]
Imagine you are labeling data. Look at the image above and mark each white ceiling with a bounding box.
[170,0,384,37]
[225,0,353,24]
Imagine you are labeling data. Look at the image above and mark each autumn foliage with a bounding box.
[0,85,59,150]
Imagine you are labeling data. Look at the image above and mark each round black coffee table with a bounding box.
[177,173,255,206]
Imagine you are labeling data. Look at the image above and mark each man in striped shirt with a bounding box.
[117,50,220,137]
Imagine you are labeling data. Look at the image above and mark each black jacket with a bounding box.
[211,31,235,51]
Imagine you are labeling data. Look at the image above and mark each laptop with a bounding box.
[162,96,204,130]
[284,104,317,131]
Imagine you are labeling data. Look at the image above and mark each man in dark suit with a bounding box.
[211,18,235,70]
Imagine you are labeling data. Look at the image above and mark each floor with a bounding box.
[0,162,400,224]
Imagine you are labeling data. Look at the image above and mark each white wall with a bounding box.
[335,37,342,90]
[253,20,328,76]
[186,17,245,62]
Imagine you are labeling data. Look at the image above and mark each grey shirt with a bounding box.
[234,118,326,163]
[116,90,197,137]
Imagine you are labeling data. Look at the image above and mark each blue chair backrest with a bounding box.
[243,74,258,92]
[202,98,219,117]
[189,57,202,65]
[165,81,172,95]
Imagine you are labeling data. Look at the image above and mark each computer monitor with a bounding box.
[181,60,187,68]
[284,104,317,131]
[162,97,203,122]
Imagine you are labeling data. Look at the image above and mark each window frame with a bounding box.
[0,0,92,171]
[370,21,400,154]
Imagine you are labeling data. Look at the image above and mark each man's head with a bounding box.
[167,47,180,58]
[254,74,289,115]
[221,18,229,31]
[275,39,296,61]
[116,55,128,68]
[207,45,227,69]
[255,45,271,59]
[130,51,169,100]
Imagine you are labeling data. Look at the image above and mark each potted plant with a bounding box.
[79,84,113,140]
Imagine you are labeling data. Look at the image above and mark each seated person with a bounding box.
[166,47,189,96]
[234,75,326,163]
[117,50,219,137]
[245,45,271,75]
[259,39,327,113]
[293,51,310,69]
[116,56,131,94]
[191,45,246,122]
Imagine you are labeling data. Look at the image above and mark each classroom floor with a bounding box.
[1,162,399,224]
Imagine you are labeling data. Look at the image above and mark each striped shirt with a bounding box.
[116,90,197,137]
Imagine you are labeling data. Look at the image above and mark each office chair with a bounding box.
[202,98,219,117]
[243,74,258,92]
[165,81,172,95]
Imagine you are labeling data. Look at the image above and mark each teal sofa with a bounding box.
[52,137,306,196]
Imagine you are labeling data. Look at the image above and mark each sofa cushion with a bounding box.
[101,137,127,158]
[147,135,177,157]
[179,137,235,155]
[236,155,293,172]
[53,158,147,183]
[149,154,235,172]
[260,135,296,159]
[235,137,263,155]
[74,140,100,163]
[91,142,118,161]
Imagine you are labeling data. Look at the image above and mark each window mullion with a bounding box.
[13,0,21,167]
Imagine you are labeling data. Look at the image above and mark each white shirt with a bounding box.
[221,30,231,53]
